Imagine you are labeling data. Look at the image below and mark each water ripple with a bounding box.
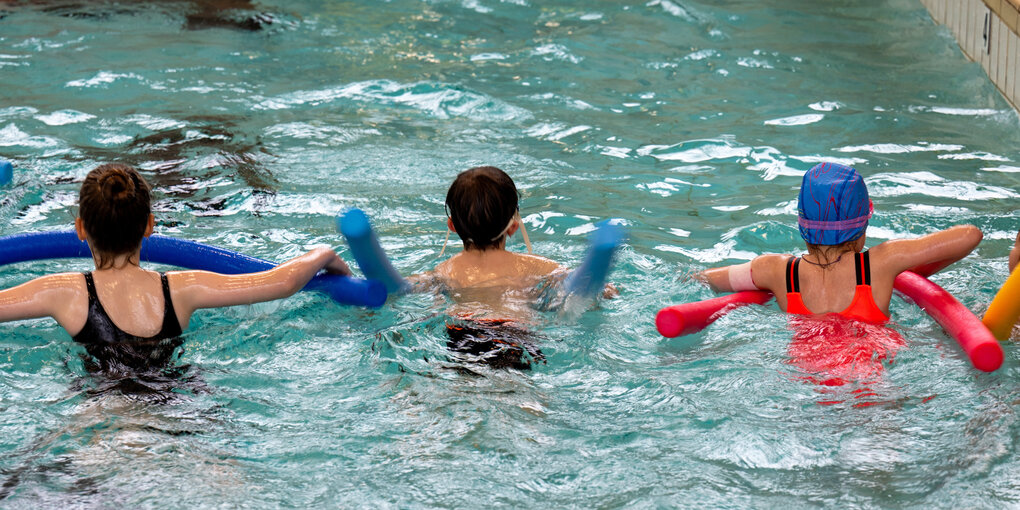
[255,79,531,122]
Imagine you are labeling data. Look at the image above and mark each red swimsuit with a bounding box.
[784,251,889,323]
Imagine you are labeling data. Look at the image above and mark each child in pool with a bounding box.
[1005,231,1020,339]
[1010,232,1019,274]
[416,166,566,369]
[0,163,350,373]
[697,162,982,322]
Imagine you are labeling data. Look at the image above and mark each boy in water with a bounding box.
[1011,232,1019,274]
[421,166,564,369]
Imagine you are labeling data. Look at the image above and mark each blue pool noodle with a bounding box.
[0,231,386,307]
[562,219,625,299]
[0,160,12,186]
[337,209,411,294]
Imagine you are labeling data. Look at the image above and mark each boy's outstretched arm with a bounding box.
[1010,231,1020,274]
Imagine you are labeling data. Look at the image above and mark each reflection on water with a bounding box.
[786,316,910,408]
[0,363,241,505]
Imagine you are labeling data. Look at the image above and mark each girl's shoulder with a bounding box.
[37,271,87,289]
[750,253,795,291]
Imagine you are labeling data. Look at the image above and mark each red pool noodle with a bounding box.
[656,290,772,338]
[894,271,1002,373]
[655,272,1002,373]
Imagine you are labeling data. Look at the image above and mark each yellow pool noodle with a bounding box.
[983,267,1020,341]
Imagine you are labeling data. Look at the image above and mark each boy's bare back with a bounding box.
[428,248,562,322]
[435,250,561,289]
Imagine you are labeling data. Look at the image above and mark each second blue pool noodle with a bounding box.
[0,231,386,308]
[562,219,625,299]
[338,209,411,295]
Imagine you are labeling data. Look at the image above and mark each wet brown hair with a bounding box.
[805,236,863,267]
[79,163,151,268]
[445,166,519,251]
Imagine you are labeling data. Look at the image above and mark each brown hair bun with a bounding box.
[98,168,136,202]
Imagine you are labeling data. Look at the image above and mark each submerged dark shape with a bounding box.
[185,7,277,31]
[445,319,545,370]
[62,114,278,213]
[1,0,278,31]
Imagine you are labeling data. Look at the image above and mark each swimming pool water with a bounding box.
[1,0,1019,507]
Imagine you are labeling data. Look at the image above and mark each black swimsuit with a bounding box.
[72,271,184,372]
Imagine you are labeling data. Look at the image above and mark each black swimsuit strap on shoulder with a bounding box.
[854,250,872,286]
[785,257,801,293]
[83,270,98,299]
[159,272,183,338]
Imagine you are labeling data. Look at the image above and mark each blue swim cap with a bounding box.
[797,163,872,245]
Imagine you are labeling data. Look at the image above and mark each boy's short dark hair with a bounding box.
[445,166,519,251]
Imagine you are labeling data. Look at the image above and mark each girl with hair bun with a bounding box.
[0,163,350,372]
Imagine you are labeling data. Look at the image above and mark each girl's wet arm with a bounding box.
[879,224,983,277]
[170,247,349,327]
[0,273,85,332]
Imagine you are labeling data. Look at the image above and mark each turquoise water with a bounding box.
[1,0,1020,507]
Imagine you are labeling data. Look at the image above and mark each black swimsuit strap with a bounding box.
[159,273,183,336]
[785,257,801,293]
[854,251,872,286]
[83,271,98,300]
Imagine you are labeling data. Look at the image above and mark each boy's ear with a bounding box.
[447,218,456,233]
[507,220,519,237]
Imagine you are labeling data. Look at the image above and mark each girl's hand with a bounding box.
[323,251,351,276]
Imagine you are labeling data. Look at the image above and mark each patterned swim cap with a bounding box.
[797,163,872,245]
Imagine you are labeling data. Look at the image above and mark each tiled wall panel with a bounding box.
[1014,28,1020,103]
[998,17,1009,86]
[1010,27,1018,96]
[920,0,1020,110]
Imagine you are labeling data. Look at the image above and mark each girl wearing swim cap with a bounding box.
[0,163,351,372]
[698,162,982,323]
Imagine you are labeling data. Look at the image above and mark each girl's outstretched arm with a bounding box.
[0,273,85,332]
[697,264,744,293]
[696,254,786,294]
[875,224,983,277]
[169,247,350,328]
